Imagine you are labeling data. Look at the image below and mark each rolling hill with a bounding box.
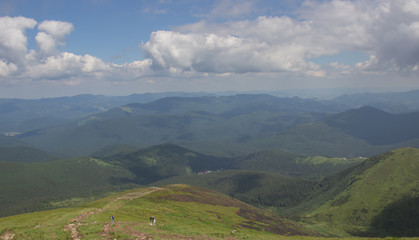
[0,92,209,133]
[0,184,320,239]
[0,146,58,162]
[0,143,361,218]
[101,143,231,184]
[261,106,419,157]
[16,94,344,157]
[332,89,419,113]
[151,170,319,211]
[324,106,419,145]
[0,144,231,217]
[0,157,137,217]
[12,95,419,158]
[232,149,364,179]
[298,147,419,237]
[0,144,418,238]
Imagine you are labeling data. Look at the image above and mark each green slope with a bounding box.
[233,150,364,180]
[257,121,419,157]
[0,143,365,218]
[0,144,229,216]
[0,184,321,239]
[151,170,318,211]
[301,147,419,237]
[102,143,231,184]
[0,157,137,217]
[253,122,377,157]
[0,146,58,162]
[325,106,419,145]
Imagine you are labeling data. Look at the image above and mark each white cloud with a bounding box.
[0,16,37,64]
[142,0,419,78]
[35,32,58,55]
[142,24,317,74]
[38,20,74,38]
[36,20,74,56]
[0,59,17,76]
[401,0,419,15]
[2,0,419,97]
[0,16,151,85]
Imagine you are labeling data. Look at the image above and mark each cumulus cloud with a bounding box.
[142,0,419,77]
[303,0,419,74]
[2,0,419,93]
[0,60,17,76]
[24,52,110,80]
[36,20,74,56]
[142,21,316,74]
[0,16,151,84]
[0,16,37,64]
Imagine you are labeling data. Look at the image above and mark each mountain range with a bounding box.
[6,94,418,158]
[0,145,418,237]
[1,90,419,238]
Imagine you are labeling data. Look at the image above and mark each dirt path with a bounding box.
[100,187,163,240]
[64,208,103,240]
[64,187,163,240]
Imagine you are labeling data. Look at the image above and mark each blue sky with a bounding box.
[1,0,419,98]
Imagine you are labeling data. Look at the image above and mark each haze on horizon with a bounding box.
[1,0,419,99]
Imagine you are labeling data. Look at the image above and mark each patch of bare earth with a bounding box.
[64,208,102,240]
[0,231,15,240]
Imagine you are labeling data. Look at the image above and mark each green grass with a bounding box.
[297,156,366,166]
[0,185,316,239]
[301,148,419,236]
[1,184,415,239]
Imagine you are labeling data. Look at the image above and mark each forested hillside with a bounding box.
[6,95,418,158]
[0,143,360,217]
[293,148,419,237]
[1,92,419,238]
[15,94,344,157]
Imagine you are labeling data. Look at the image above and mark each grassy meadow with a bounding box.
[2,184,408,240]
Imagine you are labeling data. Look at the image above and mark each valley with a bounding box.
[1,91,419,239]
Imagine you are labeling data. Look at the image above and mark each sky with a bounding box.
[1,0,419,99]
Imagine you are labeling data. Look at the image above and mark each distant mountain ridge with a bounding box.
[264,106,419,157]
[3,92,419,158]
[15,94,346,157]
[325,106,419,145]
[332,89,419,113]
[94,94,346,119]
[0,92,214,132]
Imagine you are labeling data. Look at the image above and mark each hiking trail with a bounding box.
[64,187,163,240]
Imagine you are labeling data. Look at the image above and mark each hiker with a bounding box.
[149,216,156,225]
[110,215,115,224]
